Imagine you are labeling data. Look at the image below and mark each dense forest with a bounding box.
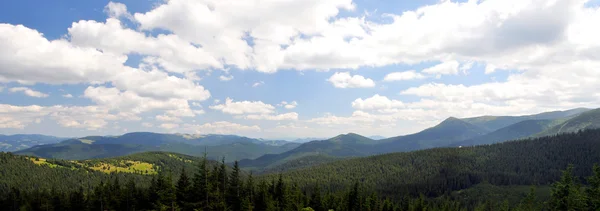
[2,128,600,210]
[2,157,600,210]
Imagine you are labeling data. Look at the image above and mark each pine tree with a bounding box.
[176,167,192,210]
[585,163,600,210]
[309,184,324,211]
[192,153,210,209]
[228,161,242,211]
[347,181,360,211]
[549,164,585,211]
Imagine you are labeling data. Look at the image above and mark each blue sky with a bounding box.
[1,0,599,139]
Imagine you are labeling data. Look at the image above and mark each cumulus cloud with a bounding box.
[383,70,427,81]
[279,101,298,109]
[182,121,261,134]
[252,81,265,87]
[328,72,375,88]
[210,98,275,115]
[422,61,460,76]
[245,112,299,121]
[9,87,49,98]
[352,95,404,112]
[219,75,234,81]
[62,94,74,98]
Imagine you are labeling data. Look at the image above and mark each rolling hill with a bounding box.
[535,108,600,137]
[269,128,600,199]
[461,108,589,131]
[452,119,558,147]
[241,118,488,171]
[239,133,375,171]
[373,117,489,153]
[15,132,300,162]
[0,134,65,151]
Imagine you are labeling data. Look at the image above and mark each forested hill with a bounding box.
[15,132,300,162]
[269,128,600,198]
[0,151,221,192]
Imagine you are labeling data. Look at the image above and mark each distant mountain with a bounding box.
[374,117,489,153]
[0,134,65,151]
[535,108,600,137]
[15,132,300,162]
[240,133,374,170]
[291,137,326,143]
[452,119,558,147]
[461,108,590,131]
[258,139,296,146]
[368,135,386,140]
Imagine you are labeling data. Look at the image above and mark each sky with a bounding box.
[1,0,600,139]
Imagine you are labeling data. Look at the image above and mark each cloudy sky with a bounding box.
[1,0,600,139]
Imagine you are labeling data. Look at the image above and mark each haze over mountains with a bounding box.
[7,107,599,173]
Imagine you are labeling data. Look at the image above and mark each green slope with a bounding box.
[374,117,489,153]
[461,108,589,131]
[535,108,600,137]
[0,151,221,192]
[452,119,560,147]
[239,133,374,170]
[266,128,600,198]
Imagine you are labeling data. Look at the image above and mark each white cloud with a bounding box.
[62,94,74,98]
[245,112,299,121]
[156,115,182,122]
[352,94,404,112]
[9,87,49,98]
[279,101,298,109]
[422,61,460,75]
[252,81,265,87]
[210,98,275,115]
[160,123,179,130]
[219,75,234,81]
[142,122,154,128]
[0,24,124,84]
[182,121,261,134]
[384,70,427,81]
[104,2,131,19]
[327,72,375,88]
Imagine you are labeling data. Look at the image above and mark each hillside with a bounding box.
[239,133,375,170]
[0,134,65,151]
[267,128,600,199]
[535,108,600,137]
[0,151,221,192]
[15,132,300,162]
[374,117,489,153]
[452,119,558,147]
[461,108,589,131]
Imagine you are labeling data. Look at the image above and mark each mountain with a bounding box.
[368,135,386,140]
[0,134,65,151]
[257,139,296,146]
[535,108,600,137]
[271,128,600,199]
[291,137,326,143]
[461,108,590,131]
[15,132,300,162]
[242,118,489,171]
[374,117,489,153]
[452,119,559,147]
[239,133,374,170]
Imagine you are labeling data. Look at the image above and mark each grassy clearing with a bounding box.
[89,160,157,175]
[167,153,193,163]
[78,139,95,144]
[28,157,59,168]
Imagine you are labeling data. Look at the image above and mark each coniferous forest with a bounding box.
[1,129,600,210]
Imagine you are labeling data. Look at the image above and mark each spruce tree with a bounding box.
[228,161,242,211]
[176,167,192,210]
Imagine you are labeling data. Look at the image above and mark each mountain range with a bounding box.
[0,134,66,151]
[9,107,600,172]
